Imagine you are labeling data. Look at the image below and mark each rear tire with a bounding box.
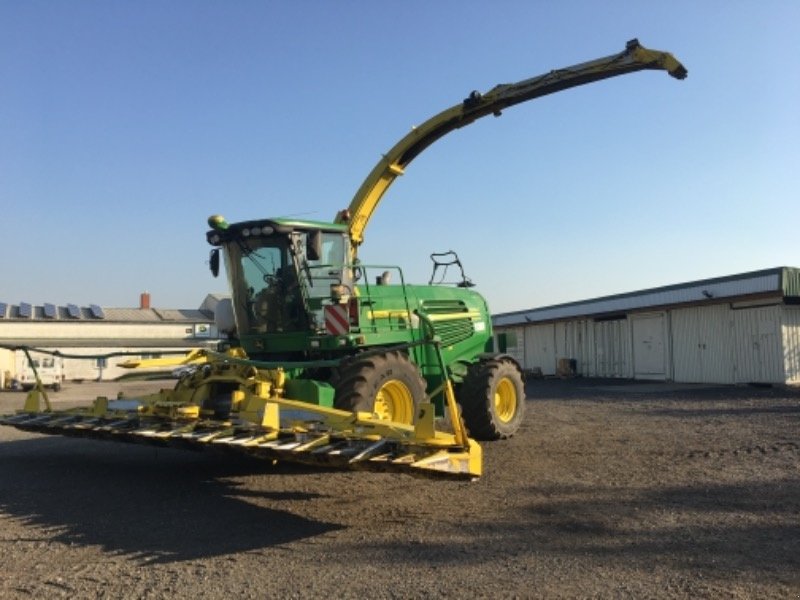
[334,351,426,424]
[459,358,525,440]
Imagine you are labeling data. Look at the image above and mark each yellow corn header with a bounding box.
[1,345,482,480]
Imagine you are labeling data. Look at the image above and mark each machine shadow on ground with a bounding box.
[0,436,343,564]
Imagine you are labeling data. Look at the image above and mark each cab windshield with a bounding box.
[224,231,347,335]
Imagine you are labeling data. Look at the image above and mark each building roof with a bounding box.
[0,302,213,323]
[493,266,800,327]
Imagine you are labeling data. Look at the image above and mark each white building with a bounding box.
[0,293,228,386]
[493,267,800,385]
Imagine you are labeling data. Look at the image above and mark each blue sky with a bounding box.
[1,1,798,313]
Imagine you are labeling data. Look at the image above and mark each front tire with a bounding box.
[459,358,526,440]
[334,351,427,424]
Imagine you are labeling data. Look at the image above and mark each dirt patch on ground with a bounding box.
[1,378,798,598]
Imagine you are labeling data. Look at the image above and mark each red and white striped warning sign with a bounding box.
[324,304,350,335]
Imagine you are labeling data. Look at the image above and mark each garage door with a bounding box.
[671,305,734,383]
[631,312,667,380]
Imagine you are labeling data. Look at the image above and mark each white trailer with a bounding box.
[15,352,64,391]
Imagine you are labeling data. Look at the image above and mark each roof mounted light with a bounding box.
[243,225,274,238]
[208,214,229,231]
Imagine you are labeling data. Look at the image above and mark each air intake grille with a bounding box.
[421,299,474,346]
[433,318,474,346]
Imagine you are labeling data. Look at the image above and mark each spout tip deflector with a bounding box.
[626,39,688,80]
[669,63,688,80]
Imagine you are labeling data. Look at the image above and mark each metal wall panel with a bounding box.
[524,323,556,375]
[554,321,567,366]
[782,307,800,383]
[593,319,631,378]
[671,305,734,383]
[553,320,595,376]
[572,320,594,376]
[732,305,784,384]
[671,307,698,382]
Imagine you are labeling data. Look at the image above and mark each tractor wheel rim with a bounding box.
[374,380,414,424]
[494,378,518,423]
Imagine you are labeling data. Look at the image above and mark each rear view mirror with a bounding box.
[209,248,220,277]
[307,230,322,261]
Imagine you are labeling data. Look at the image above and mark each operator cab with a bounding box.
[207,215,352,337]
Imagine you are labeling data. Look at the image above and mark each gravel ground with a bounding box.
[1,378,798,599]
